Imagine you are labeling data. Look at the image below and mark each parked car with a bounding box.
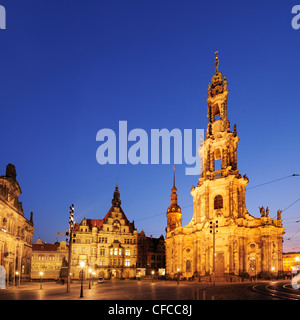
[98,277,104,283]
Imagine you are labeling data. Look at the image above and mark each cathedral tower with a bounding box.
[193,52,249,223]
[165,54,284,279]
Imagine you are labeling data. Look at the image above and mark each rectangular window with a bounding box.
[99,259,105,266]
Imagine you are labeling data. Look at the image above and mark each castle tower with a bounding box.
[166,167,182,232]
[112,185,121,207]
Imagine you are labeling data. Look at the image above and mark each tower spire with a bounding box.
[166,166,182,231]
[112,184,121,207]
[201,53,239,181]
[173,166,176,188]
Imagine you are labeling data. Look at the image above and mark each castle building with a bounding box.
[71,185,138,279]
[0,164,34,282]
[165,55,285,279]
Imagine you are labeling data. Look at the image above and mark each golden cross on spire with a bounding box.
[214,50,219,73]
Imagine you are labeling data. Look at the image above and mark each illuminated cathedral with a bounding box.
[165,54,285,279]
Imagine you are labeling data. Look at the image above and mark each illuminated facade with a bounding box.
[165,55,285,279]
[31,239,68,279]
[0,164,34,282]
[71,185,138,279]
[282,252,300,273]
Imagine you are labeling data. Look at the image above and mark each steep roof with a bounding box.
[32,243,60,251]
[74,185,135,233]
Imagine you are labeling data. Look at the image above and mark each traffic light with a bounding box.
[69,204,74,223]
[209,220,219,233]
[67,204,75,243]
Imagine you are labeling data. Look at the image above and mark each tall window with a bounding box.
[213,104,221,120]
[214,148,221,172]
[214,195,223,209]
[186,260,191,272]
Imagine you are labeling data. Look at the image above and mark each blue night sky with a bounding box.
[0,0,300,252]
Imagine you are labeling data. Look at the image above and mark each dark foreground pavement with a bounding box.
[0,279,283,300]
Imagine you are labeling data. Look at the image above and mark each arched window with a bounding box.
[214,195,223,209]
[214,148,222,174]
[213,104,220,120]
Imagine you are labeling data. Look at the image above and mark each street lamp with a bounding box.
[271,266,275,280]
[80,261,85,298]
[177,268,180,285]
[151,270,154,283]
[40,272,44,289]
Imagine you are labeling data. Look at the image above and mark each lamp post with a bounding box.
[67,204,75,293]
[152,270,154,283]
[88,268,92,289]
[271,266,275,281]
[40,272,44,289]
[80,261,85,298]
[92,272,96,285]
[15,271,19,287]
[177,268,180,285]
[210,220,218,287]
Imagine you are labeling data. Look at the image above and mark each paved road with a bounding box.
[0,279,294,300]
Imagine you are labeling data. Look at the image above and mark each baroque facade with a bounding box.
[0,164,34,282]
[70,185,138,279]
[165,55,285,279]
